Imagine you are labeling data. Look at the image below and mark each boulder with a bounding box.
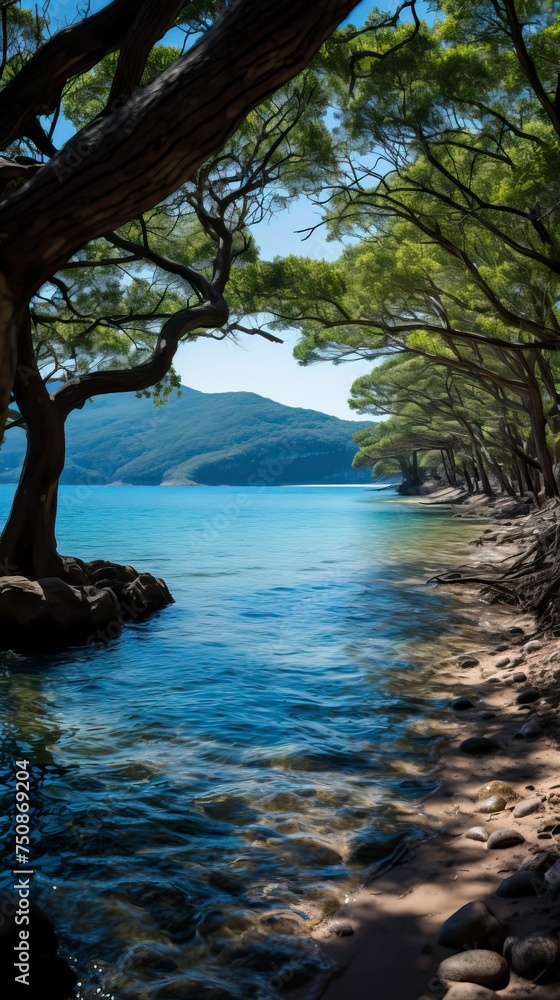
[118,573,174,616]
[487,828,525,850]
[86,558,139,585]
[438,902,506,952]
[460,737,499,756]
[437,951,509,990]
[0,574,120,649]
[504,933,559,982]
[0,561,174,651]
[496,870,546,897]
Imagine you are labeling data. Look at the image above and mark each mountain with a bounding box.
[0,386,374,486]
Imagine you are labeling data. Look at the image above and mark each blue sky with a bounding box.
[22,1,428,418]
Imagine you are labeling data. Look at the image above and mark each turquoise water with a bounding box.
[0,486,482,999]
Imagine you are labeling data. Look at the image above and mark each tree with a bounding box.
[238,1,560,497]
[0,0,362,585]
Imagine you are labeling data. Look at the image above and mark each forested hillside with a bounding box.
[0,387,372,486]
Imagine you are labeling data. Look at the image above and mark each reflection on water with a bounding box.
[0,486,484,999]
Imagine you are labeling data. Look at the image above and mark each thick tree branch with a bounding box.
[0,0,144,150]
[0,0,362,299]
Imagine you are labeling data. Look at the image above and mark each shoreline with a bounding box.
[289,492,560,1000]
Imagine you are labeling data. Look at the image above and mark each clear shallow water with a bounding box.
[0,485,483,999]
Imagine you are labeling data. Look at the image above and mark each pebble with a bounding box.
[516,687,541,704]
[524,641,543,652]
[459,656,480,668]
[487,828,525,849]
[504,933,558,982]
[453,697,475,711]
[444,987,501,1000]
[438,901,505,951]
[494,657,510,668]
[477,795,507,814]
[437,951,509,990]
[460,737,500,756]
[512,671,527,683]
[465,827,489,843]
[477,780,516,803]
[496,870,546,897]
[512,798,543,818]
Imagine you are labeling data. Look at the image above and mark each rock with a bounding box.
[477,795,507,814]
[465,827,489,843]
[524,641,543,652]
[496,870,546,897]
[512,798,543,818]
[477,781,517,803]
[0,574,120,650]
[460,737,500,756]
[453,697,475,711]
[87,558,140,585]
[459,656,480,668]
[477,711,496,720]
[516,687,541,704]
[495,657,510,668]
[444,987,501,1000]
[544,859,560,889]
[508,627,524,635]
[487,828,525,850]
[328,919,354,937]
[512,671,527,683]
[438,901,506,952]
[504,933,559,982]
[519,852,552,872]
[117,572,174,616]
[438,951,509,990]
[517,720,543,739]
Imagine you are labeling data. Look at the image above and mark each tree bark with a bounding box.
[0,315,65,578]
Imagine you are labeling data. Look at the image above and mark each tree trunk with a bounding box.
[0,316,65,579]
[462,464,474,494]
